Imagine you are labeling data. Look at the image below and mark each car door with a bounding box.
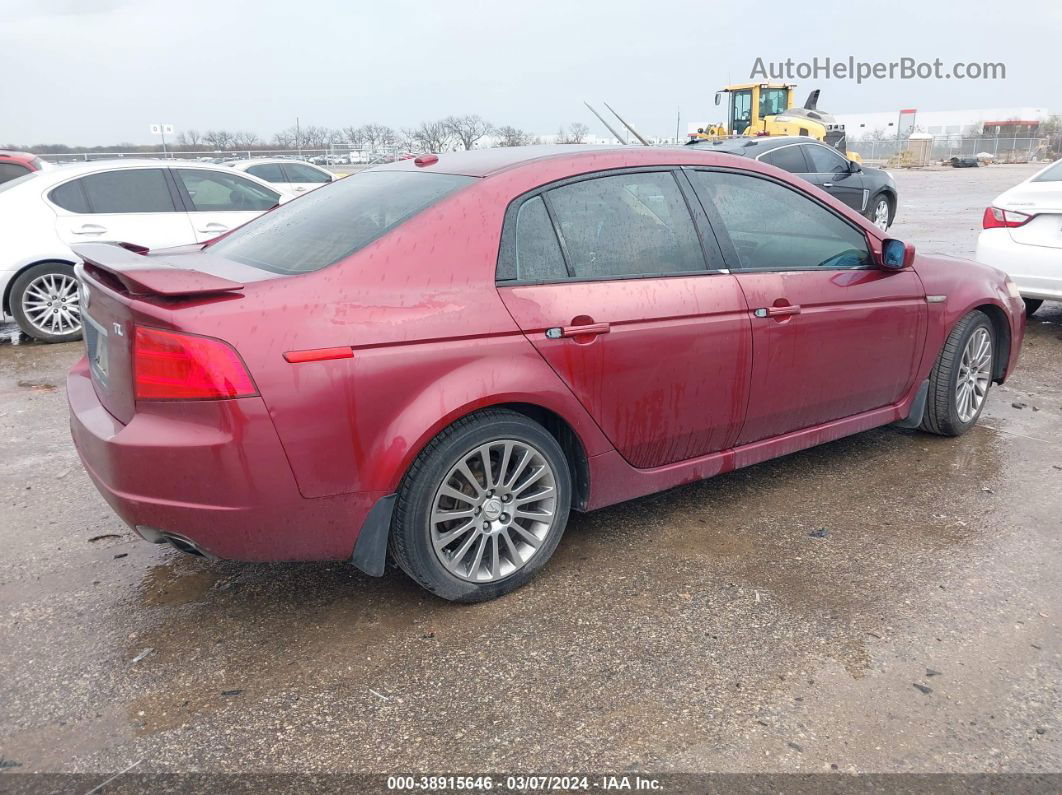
[757,143,812,179]
[281,162,333,195]
[687,167,926,445]
[802,143,867,213]
[497,169,753,468]
[49,168,196,249]
[172,168,281,242]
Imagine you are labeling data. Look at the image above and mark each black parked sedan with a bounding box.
[685,136,898,231]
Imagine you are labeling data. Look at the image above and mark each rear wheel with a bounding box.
[389,409,571,602]
[1023,298,1043,317]
[920,310,994,436]
[866,193,893,231]
[10,262,82,343]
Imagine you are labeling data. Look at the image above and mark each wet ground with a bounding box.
[1,164,1059,776]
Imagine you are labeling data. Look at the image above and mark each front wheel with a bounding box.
[920,310,994,436]
[10,262,83,343]
[389,409,572,602]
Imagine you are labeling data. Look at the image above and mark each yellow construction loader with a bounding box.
[689,83,858,159]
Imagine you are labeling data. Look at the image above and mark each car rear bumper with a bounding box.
[67,356,384,561]
[976,229,1062,300]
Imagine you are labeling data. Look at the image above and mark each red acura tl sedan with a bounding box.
[68,145,1025,602]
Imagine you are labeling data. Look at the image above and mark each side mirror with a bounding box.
[881,238,915,270]
[848,160,862,173]
[715,92,722,106]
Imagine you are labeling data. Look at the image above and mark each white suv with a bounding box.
[0,160,290,342]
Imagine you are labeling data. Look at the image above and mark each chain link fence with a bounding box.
[850,136,1049,166]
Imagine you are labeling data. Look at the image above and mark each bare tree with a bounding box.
[177,129,203,149]
[232,130,260,148]
[406,120,454,153]
[566,122,589,144]
[272,127,299,149]
[359,123,398,150]
[342,126,366,147]
[495,125,533,147]
[300,126,331,149]
[554,126,570,144]
[204,129,234,150]
[444,114,493,150]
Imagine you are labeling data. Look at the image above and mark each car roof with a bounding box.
[5,158,283,190]
[227,158,319,167]
[370,144,750,178]
[686,135,821,155]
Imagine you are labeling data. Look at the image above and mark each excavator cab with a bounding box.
[713,83,795,136]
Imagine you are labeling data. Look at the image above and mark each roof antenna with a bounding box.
[584,101,628,144]
[603,102,652,146]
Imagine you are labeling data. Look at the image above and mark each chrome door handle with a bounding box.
[196,222,228,233]
[822,182,833,188]
[545,322,611,339]
[758,305,802,318]
[72,224,107,234]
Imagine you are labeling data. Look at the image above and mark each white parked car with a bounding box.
[0,160,290,342]
[976,158,1062,317]
[225,158,336,195]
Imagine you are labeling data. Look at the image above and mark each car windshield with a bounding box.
[209,170,475,274]
[1032,160,1062,182]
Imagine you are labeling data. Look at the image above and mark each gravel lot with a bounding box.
[1,163,1059,780]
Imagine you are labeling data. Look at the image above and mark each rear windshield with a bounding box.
[209,170,476,274]
[1032,161,1062,182]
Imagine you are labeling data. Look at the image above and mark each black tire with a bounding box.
[10,262,83,343]
[1023,298,1043,318]
[919,310,994,437]
[865,192,894,231]
[389,409,572,602]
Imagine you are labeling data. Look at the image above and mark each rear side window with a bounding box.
[284,163,331,184]
[514,196,567,281]
[545,172,705,279]
[49,179,89,212]
[246,163,287,183]
[0,162,30,185]
[210,170,475,274]
[74,169,176,213]
[1033,161,1062,182]
[176,169,279,212]
[690,170,871,271]
[760,146,809,174]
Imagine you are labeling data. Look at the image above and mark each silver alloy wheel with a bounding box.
[955,326,992,423]
[21,272,81,336]
[872,198,890,231]
[430,438,558,583]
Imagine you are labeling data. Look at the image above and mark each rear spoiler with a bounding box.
[73,242,244,298]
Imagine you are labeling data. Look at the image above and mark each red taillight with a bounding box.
[983,206,1034,229]
[134,327,256,400]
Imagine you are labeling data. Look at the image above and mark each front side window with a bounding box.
[545,171,705,280]
[209,170,474,274]
[176,169,279,212]
[245,163,287,183]
[283,163,331,184]
[804,145,850,174]
[690,170,871,271]
[74,169,176,213]
[0,162,30,185]
[759,145,809,174]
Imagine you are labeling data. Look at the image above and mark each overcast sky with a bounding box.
[1,0,1057,146]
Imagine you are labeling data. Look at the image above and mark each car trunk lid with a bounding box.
[1000,183,1062,249]
[73,242,263,424]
